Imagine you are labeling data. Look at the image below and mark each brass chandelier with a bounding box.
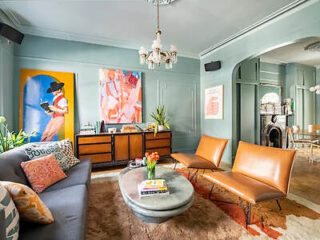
[139,0,177,70]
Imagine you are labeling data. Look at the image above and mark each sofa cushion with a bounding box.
[20,185,88,240]
[21,155,67,193]
[55,139,80,169]
[24,143,70,171]
[0,185,19,240]
[1,182,54,224]
[45,159,91,192]
[0,146,29,185]
[0,208,6,240]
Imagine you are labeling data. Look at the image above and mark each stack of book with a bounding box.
[138,179,169,197]
[274,103,282,115]
[80,122,95,134]
[266,103,275,114]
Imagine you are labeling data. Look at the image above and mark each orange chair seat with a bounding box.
[203,171,286,204]
[171,153,217,169]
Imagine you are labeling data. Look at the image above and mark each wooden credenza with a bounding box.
[75,131,172,168]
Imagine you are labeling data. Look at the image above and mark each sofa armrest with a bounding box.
[0,208,6,240]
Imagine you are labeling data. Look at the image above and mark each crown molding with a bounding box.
[199,0,311,59]
[19,25,199,59]
[0,8,21,26]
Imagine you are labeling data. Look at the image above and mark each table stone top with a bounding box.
[118,166,194,211]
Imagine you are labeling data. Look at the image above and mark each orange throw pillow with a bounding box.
[1,181,54,224]
[21,154,67,193]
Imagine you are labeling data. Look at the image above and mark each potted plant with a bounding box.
[145,152,160,180]
[150,105,170,135]
[0,116,34,153]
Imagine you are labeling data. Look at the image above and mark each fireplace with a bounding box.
[260,115,287,149]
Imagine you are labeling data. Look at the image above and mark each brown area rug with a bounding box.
[86,176,246,240]
[86,169,320,240]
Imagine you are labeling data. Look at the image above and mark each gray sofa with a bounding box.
[0,145,91,240]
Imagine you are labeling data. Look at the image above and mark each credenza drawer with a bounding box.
[145,132,171,140]
[146,147,171,156]
[145,139,171,149]
[78,136,111,144]
[78,144,111,154]
[79,153,112,163]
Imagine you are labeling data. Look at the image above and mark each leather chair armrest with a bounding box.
[0,208,6,240]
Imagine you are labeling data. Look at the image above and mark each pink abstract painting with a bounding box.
[99,69,142,123]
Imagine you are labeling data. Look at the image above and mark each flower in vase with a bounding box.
[145,152,159,165]
[145,152,160,179]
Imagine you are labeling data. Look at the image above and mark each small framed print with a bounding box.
[205,85,224,119]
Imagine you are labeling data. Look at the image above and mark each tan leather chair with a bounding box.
[203,141,296,227]
[171,135,228,180]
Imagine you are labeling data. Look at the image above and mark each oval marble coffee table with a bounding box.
[118,166,194,223]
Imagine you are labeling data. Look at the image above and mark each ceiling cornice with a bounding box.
[199,0,311,59]
[17,25,199,59]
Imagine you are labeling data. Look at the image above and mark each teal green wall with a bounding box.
[285,63,317,128]
[260,62,285,87]
[0,36,14,129]
[14,35,200,152]
[0,12,15,129]
[201,0,320,164]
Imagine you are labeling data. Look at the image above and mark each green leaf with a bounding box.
[0,116,6,124]
[165,122,170,129]
[154,122,158,136]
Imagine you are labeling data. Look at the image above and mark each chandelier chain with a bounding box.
[139,0,177,70]
[157,0,160,32]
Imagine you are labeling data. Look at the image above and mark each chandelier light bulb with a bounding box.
[139,46,148,65]
[170,45,177,53]
[165,59,173,69]
[310,85,320,94]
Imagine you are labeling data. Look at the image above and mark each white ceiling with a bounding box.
[260,37,320,68]
[0,0,300,58]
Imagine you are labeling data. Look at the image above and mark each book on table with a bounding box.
[138,179,169,197]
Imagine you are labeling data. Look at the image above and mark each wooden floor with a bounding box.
[92,148,320,205]
[289,148,320,204]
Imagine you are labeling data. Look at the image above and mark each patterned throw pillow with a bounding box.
[21,154,67,193]
[0,185,19,240]
[55,139,80,169]
[25,142,70,171]
[1,182,54,224]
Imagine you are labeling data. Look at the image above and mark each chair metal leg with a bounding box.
[276,200,282,211]
[189,169,199,182]
[246,203,251,227]
[209,183,215,199]
[173,161,177,170]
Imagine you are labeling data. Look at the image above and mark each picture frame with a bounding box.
[205,85,224,119]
